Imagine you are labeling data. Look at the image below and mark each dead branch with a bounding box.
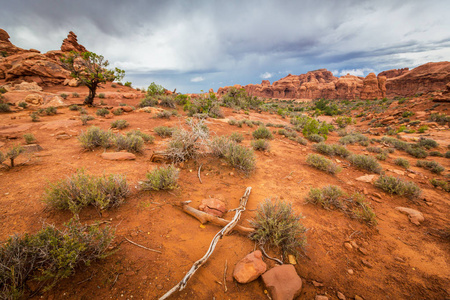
[198,163,203,184]
[181,202,254,234]
[223,260,228,293]
[159,187,252,300]
[124,237,162,254]
[259,245,283,265]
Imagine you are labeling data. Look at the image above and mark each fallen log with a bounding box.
[159,187,252,300]
[181,202,255,234]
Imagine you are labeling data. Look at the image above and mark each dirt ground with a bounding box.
[0,82,449,300]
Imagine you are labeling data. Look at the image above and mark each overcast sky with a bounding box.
[1,0,449,93]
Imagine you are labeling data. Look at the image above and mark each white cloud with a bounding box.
[334,68,376,77]
[190,76,205,82]
[260,72,273,79]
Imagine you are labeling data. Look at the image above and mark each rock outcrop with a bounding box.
[0,29,88,85]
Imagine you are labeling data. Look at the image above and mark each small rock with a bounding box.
[315,296,328,300]
[355,296,364,300]
[198,198,227,217]
[347,269,354,275]
[363,188,368,195]
[288,255,297,265]
[395,207,424,225]
[56,134,71,140]
[344,242,353,251]
[229,172,234,176]
[337,291,346,300]
[350,241,358,249]
[355,174,377,183]
[407,173,416,179]
[312,280,324,287]
[156,284,163,290]
[361,259,373,268]
[394,256,405,263]
[100,152,136,161]
[262,264,302,300]
[372,192,382,199]
[121,106,133,112]
[233,250,267,283]
[358,247,368,255]
[125,271,135,276]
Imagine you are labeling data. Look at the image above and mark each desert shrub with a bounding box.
[3,145,24,168]
[418,138,438,149]
[79,107,88,114]
[335,116,354,128]
[220,87,262,110]
[429,151,443,157]
[429,113,450,125]
[18,101,28,108]
[306,185,343,209]
[0,152,4,165]
[98,93,105,99]
[139,96,158,107]
[156,110,173,119]
[302,118,332,139]
[252,125,273,140]
[78,126,114,150]
[114,134,144,153]
[147,82,165,96]
[42,106,57,115]
[337,128,348,137]
[139,165,179,191]
[72,92,80,97]
[228,119,237,126]
[230,132,244,143]
[159,96,176,108]
[23,133,36,144]
[209,136,232,157]
[60,93,68,99]
[406,146,428,158]
[249,198,307,257]
[0,219,114,299]
[0,103,11,112]
[366,146,383,153]
[69,104,79,111]
[416,160,445,174]
[30,112,40,122]
[296,137,308,145]
[402,111,414,118]
[278,128,298,139]
[154,126,174,137]
[110,119,129,130]
[374,175,421,199]
[124,81,132,87]
[339,132,368,145]
[126,130,154,143]
[112,108,123,115]
[307,133,325,143]
[394,158,410,168]
[251,139,270,151]
[351,193,377,226]
[306,154,341,174]
[95,108,110,117]
[376,152,388,161]
[445,151,450,158]
[418,125,428,133]
[165,120,209,163]
[80,114,95,125]
[430,178,450,192]
[348,154,382,173]
[223,143,256,175]
[43,169,129,213]
[313,142,351,158]
[207,104,224,118]
[380,136,409,151]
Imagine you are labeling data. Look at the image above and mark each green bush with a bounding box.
[418,125,428,133]
[394,158,410,168]
[230,132,244,143]
[351,193,377,226]
[124,81,132,87]
[159,96,176,108]
[296,137,308,145]
[339,132,368,145]
[250,199,307,257]
[313,142,351,158]
[111,119,129,129]
[72,92,80,98]
[98,93,105,99]
[78,126,114,150]
[114,134,143,153]
[96,108,110,117]
[306,185,343,209]
[3,145,24,168]
[252,125,273,140]
[0,219,114,299]
[374,175,421,199]
[251,139,270,151]
[126,130,154,143]
[154,126,174,137]
[376,152,388,161]
[112,108,123,115]
[335,116,354,128]
[30,112,40,122]
[445,151,450,158]
[429,113,450,125]
[147,82,165,96]
[60,93,68,99]
[80,114,95,125]
[406,146,428,158]
[0,103,11,112]
[223,143,256,175]
[23,133,36,144]
[156,110,173,119]
[402,111,414,118]
[139,96,158,108]
[18,101,28,108]
[430,178,450,192]
[366,146,383,153]
[139,165,179,191]
[416,160,445,174]
[69,104,79,111]
[306,154,341,174]
[307,133,325,143]
[348,154,382,173]
[43,169,129,213]
[429,151,443,157]
[418,138,438,149]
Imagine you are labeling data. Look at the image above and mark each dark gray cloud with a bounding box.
[1,0,449,92]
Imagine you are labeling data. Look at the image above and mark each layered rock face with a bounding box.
[218,62,450,100]
[0,30,87,85]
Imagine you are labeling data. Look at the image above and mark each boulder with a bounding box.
[42,95,67,108]
[12,81,42,91]
[68,78,80,87]
[25,93,43,105]
[261,264,302,300]
[233,250,267,283]
[100,152,136,161]
[199,198,227,217]
[395,207,424,225]
[61,31,87,53]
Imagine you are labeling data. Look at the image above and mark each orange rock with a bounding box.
[233,250,267,283]
[262,264,302,300]
[100,152,136,161]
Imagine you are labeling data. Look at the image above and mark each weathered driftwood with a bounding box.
[181,202,254,234]
[159,187,252,300]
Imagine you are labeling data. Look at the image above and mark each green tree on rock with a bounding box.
[61,51,125,105]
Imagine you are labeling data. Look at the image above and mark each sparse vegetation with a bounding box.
[251,139,270,151]
[418,138,438,149]
[98,93,105,99]
[374,175,421,199]
[222,142,256,175]
[154,126,174,137]
[111,119,129,129]
[306,185,343,209]
[112,108,123,115]
[313,142,351,157]
[0,103,11,112]
[296,137,308,145]
[351,193,377,226]
[307,133,325,143]
[348,154,382,173]
[250,198,307,258]
[126,130,154,143]
[72,92,80,98]
[394,158,410,169]
[252,125,273,140]
[18,101,28,108]
[416,160,445,174]
[30,112,40,122]
[430,178,450,192]
[4,145,25,168]
[69,104,79,111]
[23,133,36,144]
[114,134,144,153]
[43,169,129,213]
[60,93,68,99]
[96,108,110,117]
[306,154,341,174]
[139,165,179,191]
[139,97,158,108]
[339,132,368,145]
[156,110,173,119]
[80,114,95,125]
[335,116,354,128]
[78,126,114,150]
[230,132,244,143]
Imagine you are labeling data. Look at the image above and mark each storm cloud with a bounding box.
[1,0,449,92]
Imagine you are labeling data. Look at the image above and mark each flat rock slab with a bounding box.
[22,144,43,153]
[101,152,136,161]
[0,124,33,137]
[40,120,79,130]
[395,207,424,225]
[355,174,377,183]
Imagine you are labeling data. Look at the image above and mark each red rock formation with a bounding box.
[360,73,386,99]
[61,31,87,53]
[386,62,450,98]
[0,28,28,56]
[378,68,409,79]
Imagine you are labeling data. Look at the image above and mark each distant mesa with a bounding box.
[0,29,88,85]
